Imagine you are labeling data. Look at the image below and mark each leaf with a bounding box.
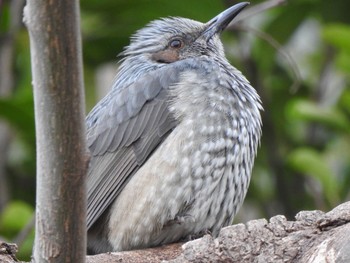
[286,99,350,133]
[287,148,340,206]
[322,23,350,53]
[334,50,350,73]
[0,201,34,238]
[339,88,350,114]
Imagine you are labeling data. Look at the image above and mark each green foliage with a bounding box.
[0,89,35,149]
[287,148,340,206]
[0,1,10,33]
[81,0,225,66]
[323,24,350,50]
[322,24,350,72]
[286,99,350,133]
[16,230,35,261]
[340,89,350,113]
[0,201,34,260]
[265,1,314,44]
[243,0,350,218]
[0,201,33,238]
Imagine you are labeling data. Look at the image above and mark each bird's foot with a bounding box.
[184,229,212,241]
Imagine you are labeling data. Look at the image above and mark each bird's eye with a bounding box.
[169,39,183,49]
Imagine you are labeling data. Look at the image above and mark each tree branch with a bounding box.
[23,1,89,262]
[2,202,350,262]
[83,201,350,262]
[3,202,350,262]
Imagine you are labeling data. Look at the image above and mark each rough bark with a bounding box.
[85,201,350,263]
[23,1,89,262]
[2,202,350,263]
[0,242,23,263]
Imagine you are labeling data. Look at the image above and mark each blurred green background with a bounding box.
[0,0,350,260]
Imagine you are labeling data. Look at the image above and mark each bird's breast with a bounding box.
[162,67,261,233]
[107,64,262,251]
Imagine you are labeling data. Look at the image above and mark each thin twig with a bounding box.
[235,24,302,93]
[232,0,287,24]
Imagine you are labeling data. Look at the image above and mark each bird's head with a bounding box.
[121,2,249,65]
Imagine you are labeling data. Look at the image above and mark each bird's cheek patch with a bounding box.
[152,50,179,63]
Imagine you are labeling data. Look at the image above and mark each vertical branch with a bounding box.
[23,1,89,262]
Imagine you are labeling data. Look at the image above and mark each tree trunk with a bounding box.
[23,1,89,262]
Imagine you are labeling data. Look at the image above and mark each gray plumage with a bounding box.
[86,2,262,254]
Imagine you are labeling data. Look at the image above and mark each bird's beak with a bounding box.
[203,2,249,40]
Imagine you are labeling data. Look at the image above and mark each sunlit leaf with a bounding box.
[287,148,340,206]
[0,201,34,238]
[286,99,350,133]
[339,88,350,114]
[322,23,350,52]
[334,50,350,73]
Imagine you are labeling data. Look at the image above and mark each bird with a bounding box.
[86,2,262,254]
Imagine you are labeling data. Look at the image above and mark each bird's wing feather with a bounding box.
[86,66,178,229]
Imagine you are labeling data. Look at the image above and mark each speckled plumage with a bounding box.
[86,3,262,254]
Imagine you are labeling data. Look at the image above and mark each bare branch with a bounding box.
[23,0,89,262]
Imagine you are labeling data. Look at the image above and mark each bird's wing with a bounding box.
[86,66,178,229]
